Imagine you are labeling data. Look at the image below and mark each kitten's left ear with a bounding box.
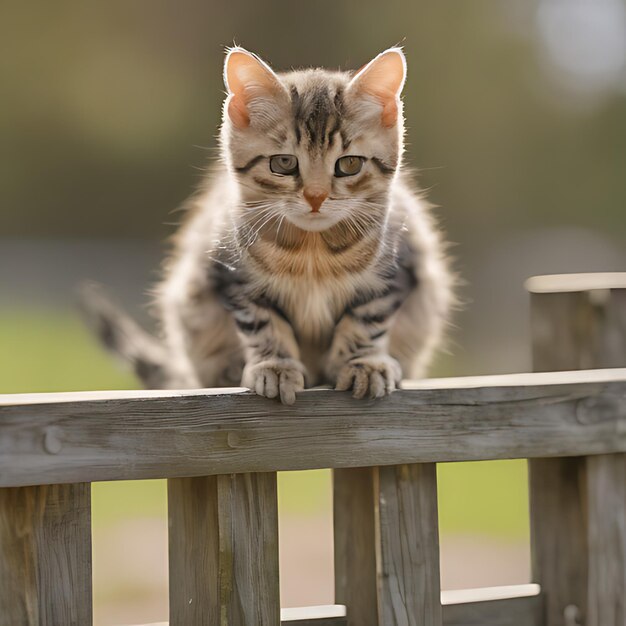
[223,47,286,129]
[348,48,406,128]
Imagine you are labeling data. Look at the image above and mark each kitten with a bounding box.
[81,47,454,404]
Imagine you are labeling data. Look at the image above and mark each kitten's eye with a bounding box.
[269,155,298,175]
[335,156,365,177]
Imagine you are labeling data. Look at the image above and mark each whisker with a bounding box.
[239,210,281,248]
[274,214,288,243]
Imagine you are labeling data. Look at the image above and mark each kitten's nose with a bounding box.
[303,189,328,213]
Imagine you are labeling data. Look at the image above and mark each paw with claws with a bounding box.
[242,358,306,405]
[335,355,402,399]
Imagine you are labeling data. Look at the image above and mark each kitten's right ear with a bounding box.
[348,48,406,128]
[224,48,285,129]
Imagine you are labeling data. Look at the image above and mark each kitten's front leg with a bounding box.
[326,299,403,399]
[235,302,306,405]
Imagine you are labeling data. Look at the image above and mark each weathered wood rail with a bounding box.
[0,273,624,626]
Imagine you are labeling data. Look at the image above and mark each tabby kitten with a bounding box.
[83,47,453,404]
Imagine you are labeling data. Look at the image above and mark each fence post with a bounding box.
[528,274,626,626]
[333,468,378,626]
[376,463,442,626]
[0,483,92,626]
[168,472,280,626]
[334,464,442,626]
[168,476,220,626]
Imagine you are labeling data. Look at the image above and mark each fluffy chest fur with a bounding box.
[246,214,384,276]
[261,268,382,342]
[246,227,388,341]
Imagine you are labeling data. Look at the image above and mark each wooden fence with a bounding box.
[0,273,625,626]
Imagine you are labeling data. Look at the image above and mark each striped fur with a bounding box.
[84,48,454,404]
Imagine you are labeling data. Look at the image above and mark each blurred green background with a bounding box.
[2,0,625,623]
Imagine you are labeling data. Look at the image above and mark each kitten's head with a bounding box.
[221,47,406,233]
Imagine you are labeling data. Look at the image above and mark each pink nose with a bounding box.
[303,190,328,213]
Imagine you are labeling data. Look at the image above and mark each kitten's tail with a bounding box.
[77,282,169,389]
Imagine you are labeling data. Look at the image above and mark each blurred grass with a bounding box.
[0,309,136,393]
[92,463,529,539]
[1,309,529,538]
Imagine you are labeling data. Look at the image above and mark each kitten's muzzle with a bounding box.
[303,189,328,213]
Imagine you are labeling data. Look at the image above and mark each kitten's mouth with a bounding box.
[286,212,339,233]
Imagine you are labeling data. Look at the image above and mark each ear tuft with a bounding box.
[223,47,282,129]
[349,48,407,128]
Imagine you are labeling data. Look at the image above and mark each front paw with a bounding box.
[335,355,402,399]
[242,358,306,405]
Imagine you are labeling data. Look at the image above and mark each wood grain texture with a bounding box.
[376,464,442,626]
[529,457,588,626]
[0,483,92,626]
[586,453,626,626]
[530,289,626,371]
[528,280,626,626]
[530,290,590,626]
[218,472,280,626]
[169,473,280,626]
[1,370,626,487]
[168,476,219,626]
[333,468,378,626]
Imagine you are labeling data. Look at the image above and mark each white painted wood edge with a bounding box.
[126,588,540,625]
[401,367,626,389]
[127,604,348,626]
[526,272,626,293]
[441,583,541,605]
[2,368,626,406]
[281,604,347,620]
[0,386,249,406]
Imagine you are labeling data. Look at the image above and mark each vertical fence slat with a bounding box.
[528,457,588,626]
[584,286,626,626]
[169,472,280,626]
[586,454,626,626]
[333,467,378,626]
[530,289,593,625]
[0,483,92,626]
[376,464,442,626]
[218,472,280,625]
[168,476,219,626]
[529,278,626,626]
